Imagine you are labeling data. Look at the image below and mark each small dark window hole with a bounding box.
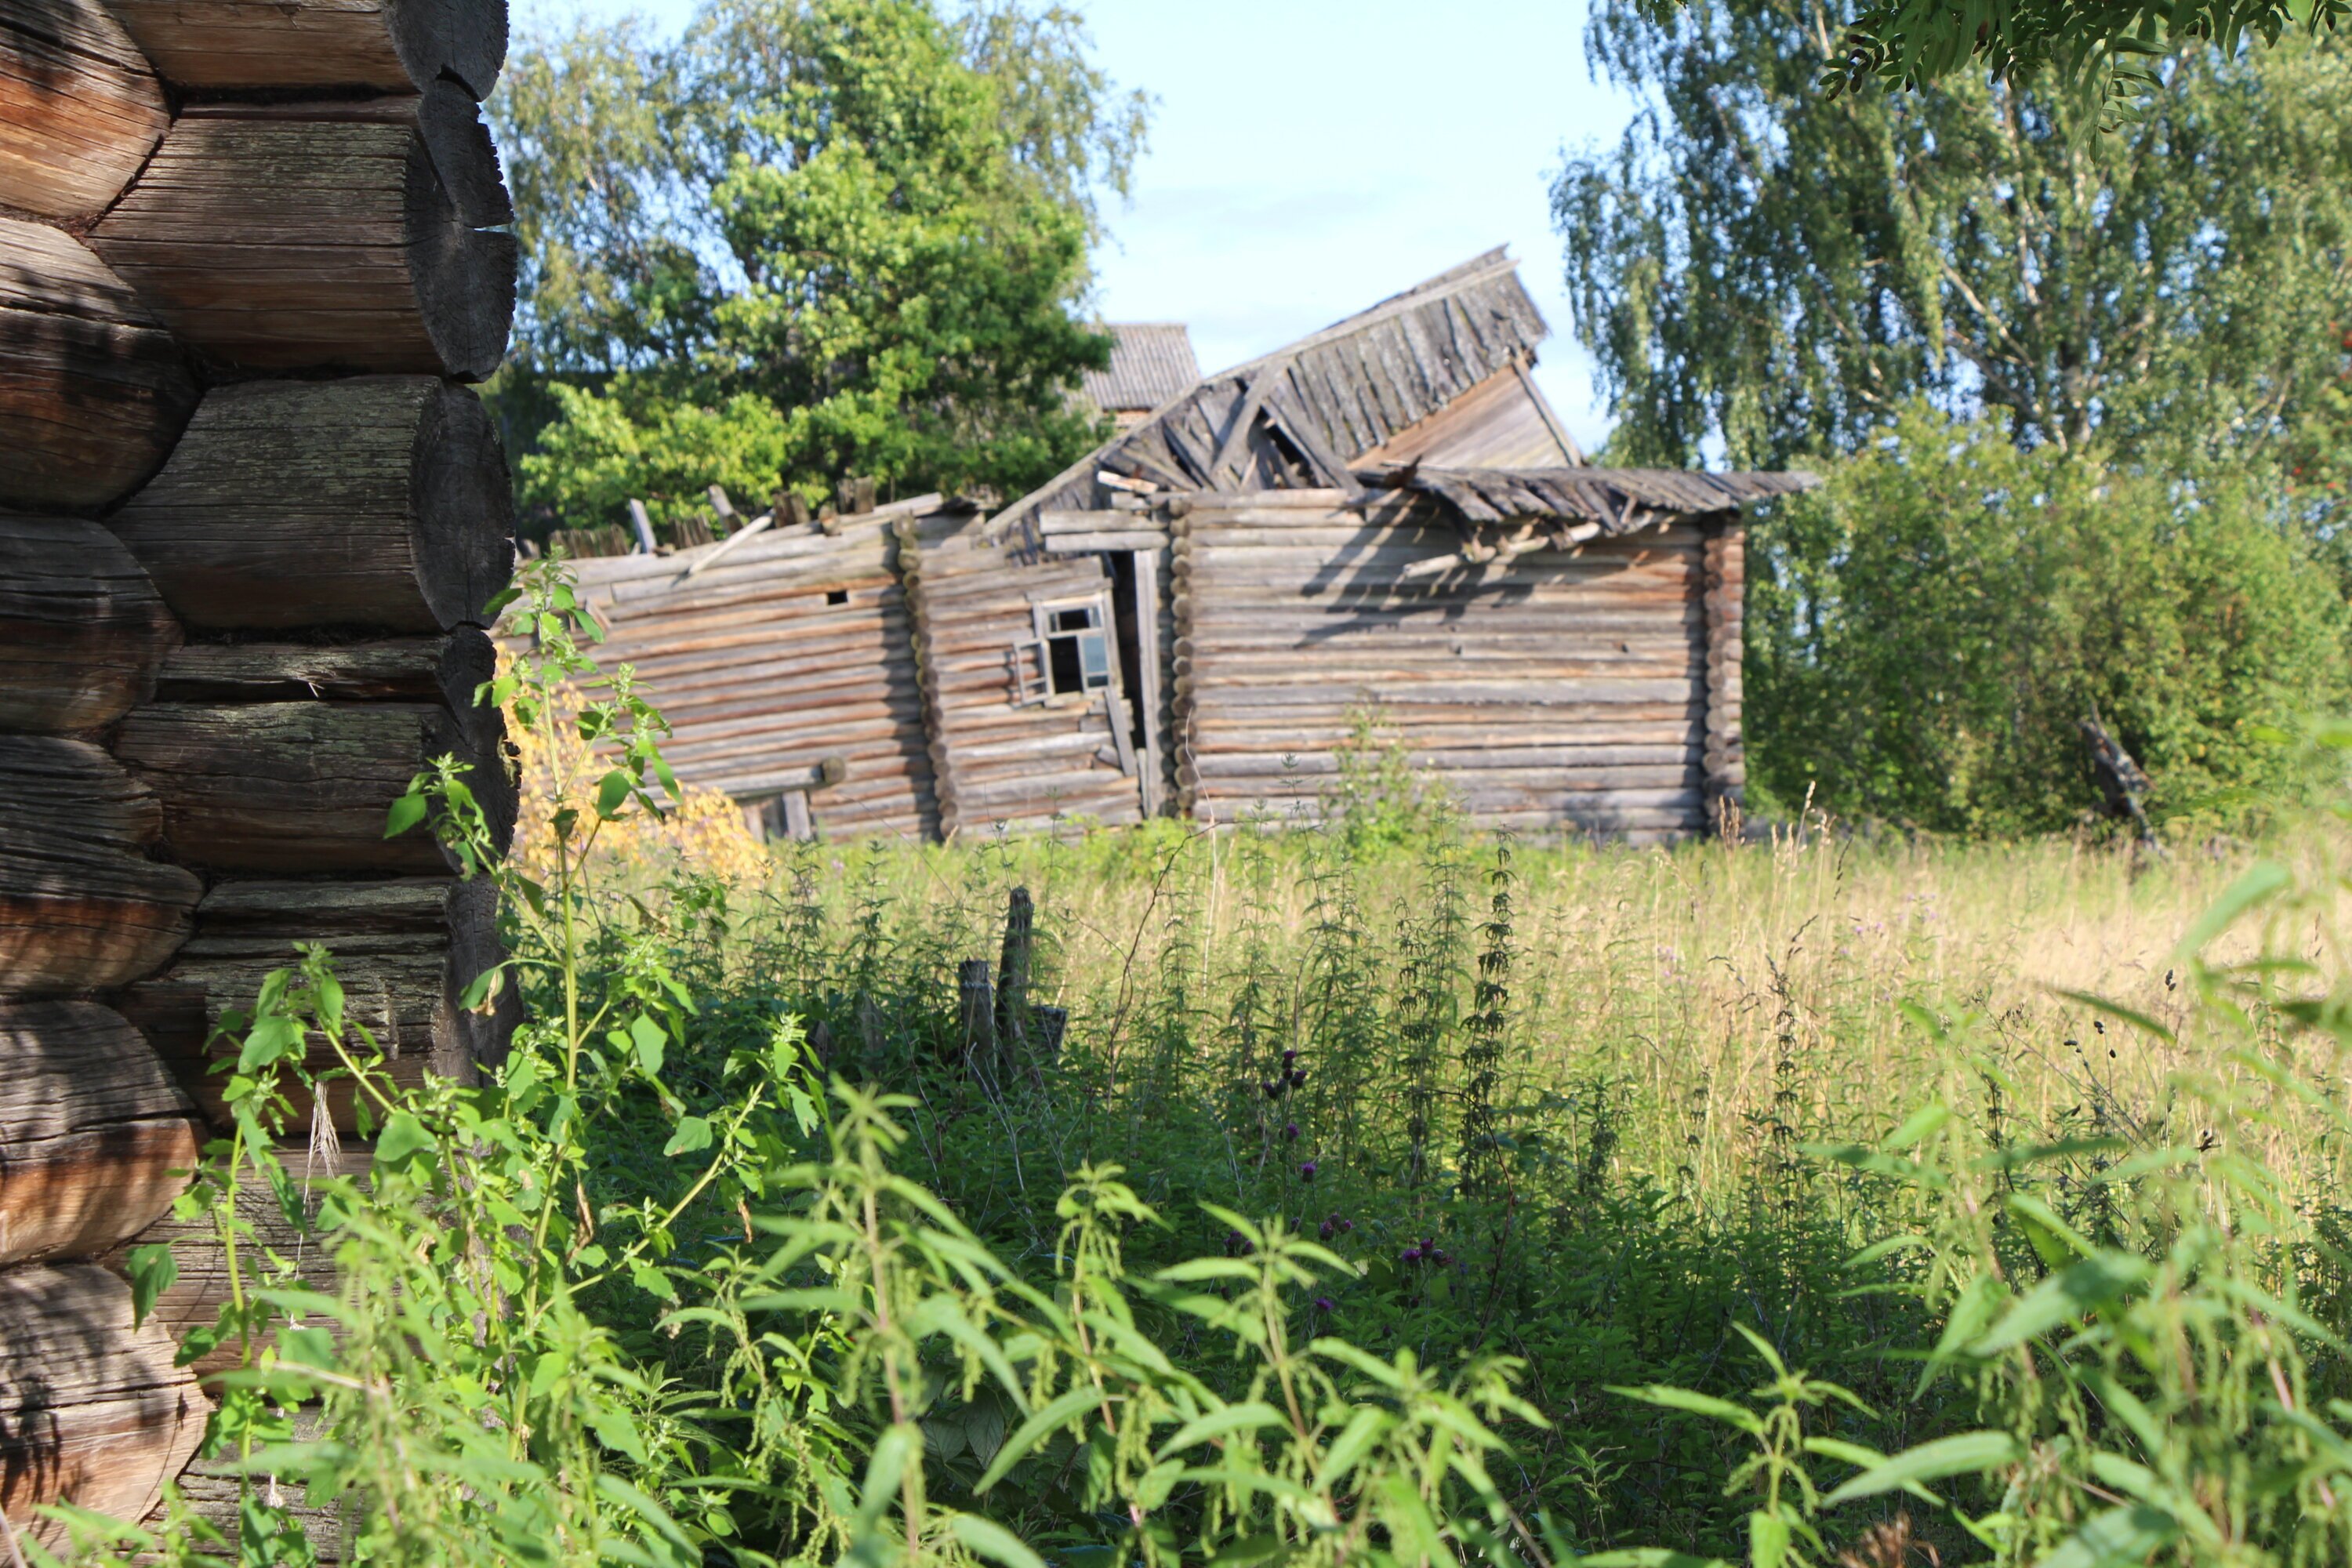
[826,589,849,606]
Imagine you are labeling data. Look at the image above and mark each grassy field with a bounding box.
[120,597,2352,1567]
[551,750,2352,1559]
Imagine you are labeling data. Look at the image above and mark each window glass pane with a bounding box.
[1079,630,1110,688]
[1050,605,1097,633]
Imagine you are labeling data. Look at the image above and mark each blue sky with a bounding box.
[514,0,1637,451]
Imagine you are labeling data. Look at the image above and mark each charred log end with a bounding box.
[415,382,517,627]
[408,125,515,383]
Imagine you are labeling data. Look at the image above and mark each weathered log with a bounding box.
[110,376,515,633]
[0,1001,201,1266]
[107,0,506,98]
[114,699,516,873]
[0,514,179,733]
[0,1263,210,1546]
[0,736,200,995]
[154,627,494,710]
[0,0,166,219]
[89,99,517,379]
[120,876,516,1131]
[0,219,200,510]
[106,1143,367,1376]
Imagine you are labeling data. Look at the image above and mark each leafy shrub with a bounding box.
[1748,405,2352,835]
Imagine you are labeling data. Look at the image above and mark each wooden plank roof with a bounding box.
[1001,248,1552,530]
[1079,323,1200,414]
[1366,465,1820,532]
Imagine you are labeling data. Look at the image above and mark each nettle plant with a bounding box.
[1601,733,2352,1568]
[33,561,1559,1568]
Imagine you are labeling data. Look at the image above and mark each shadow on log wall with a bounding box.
[0,0,517,1550]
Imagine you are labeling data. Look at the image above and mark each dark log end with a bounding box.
[417,78,511,227]
[415,383,517,626]
[407,130,515,381]
[397,0,509,100]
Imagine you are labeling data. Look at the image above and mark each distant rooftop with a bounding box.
[1080,323,1200,423]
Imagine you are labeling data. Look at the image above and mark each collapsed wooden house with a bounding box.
[578,251,1815,844]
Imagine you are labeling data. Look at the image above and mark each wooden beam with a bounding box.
[108,377,515,633]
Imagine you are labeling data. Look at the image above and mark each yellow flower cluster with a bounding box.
[504,684,771,888]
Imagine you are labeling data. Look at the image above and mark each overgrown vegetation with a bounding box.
[29,564,2352,1566]
[1744,405,2352,833]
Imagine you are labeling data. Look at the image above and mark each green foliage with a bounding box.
[38,564,2352,1566]
[492,0,1147,537]
[1746,405,2352,833]
[1818,0,2346,118]
[1552,10,2352,470]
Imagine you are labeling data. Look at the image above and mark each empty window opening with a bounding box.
[826,589,849,606]
[1013,596,1115,705]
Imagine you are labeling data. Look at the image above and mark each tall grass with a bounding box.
[42,561,2352,1567]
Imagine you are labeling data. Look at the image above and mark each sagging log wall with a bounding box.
[571,507,943,844]
[898,514,1145,838]
[1171,491,1723,842]
[0,0,517,1544]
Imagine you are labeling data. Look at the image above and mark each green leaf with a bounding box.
[662,1116,713,1157]
[1607,1384,1766,1436]
[1749,1510,1791,1568]
[236,1014,303,1076]
[596,768,634,820]
[1823,1430,2025,1505]
[630,1263,678,1302]
[125,1243,177,1329]
[375,1111,437,1173]
[1156,1400,1286,1459]
[630,1014,666,1077]
[1973,1254,2151,1354]
[944,1513,1045,1568]
[383,790,429,840]
[2176,860,2289,960]
[974,1385,1101,1494]
[2034,1504,2179,1568]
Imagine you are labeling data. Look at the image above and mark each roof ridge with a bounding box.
[1210,247,1525,379]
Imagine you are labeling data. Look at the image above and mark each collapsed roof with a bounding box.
[1000,249,1813,539]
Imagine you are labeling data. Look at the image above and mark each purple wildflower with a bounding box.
[1283,1121,1299,1141]
[1312,1297,1335,1313]
[1298,1160,1317,1182]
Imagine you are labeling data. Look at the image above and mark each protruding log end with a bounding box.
[0,736,199,995]
[90,102,517,380]
[0,219,200,511]
[114,700,517,875]
[0,1001,202,1267]
[110,376,516,633]
[107,0,509,99]
[0,1264,211,1548]
[0,514,180,733]
[0,0,168,220]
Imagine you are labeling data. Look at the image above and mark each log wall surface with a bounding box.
[1172,492,1715,842]
[0,0,518,1543]
[898,513,1145,838]
[570,507,944,844]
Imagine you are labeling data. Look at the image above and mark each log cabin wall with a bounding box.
[0,0,517,1544]
[897,512,1147,838]
[1171,491,1717,842]
[569,503,946,845]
